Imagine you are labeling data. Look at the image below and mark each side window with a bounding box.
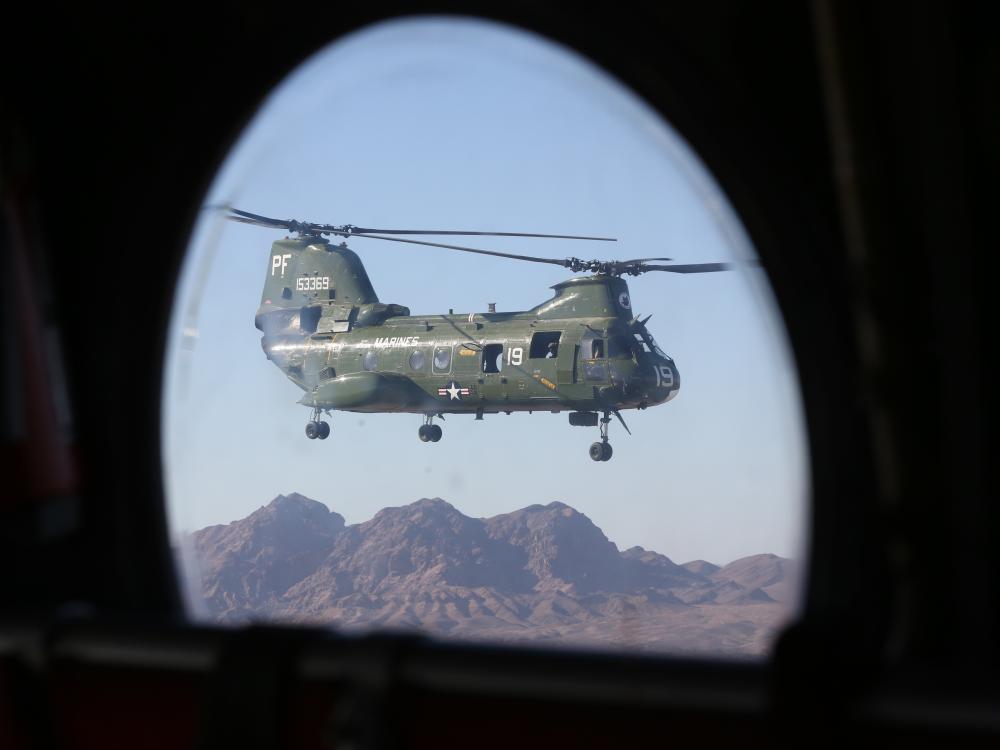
[529,331,561,359]
[362,350,378,372]
[432,346,452,373]
[581,335,605,359]
[409,350,426,371]
[482,343,503,374]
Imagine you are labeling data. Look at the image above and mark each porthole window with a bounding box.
[432,346,452,372]
[164,17,808,661]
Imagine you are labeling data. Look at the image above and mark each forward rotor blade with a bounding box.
[619,256,673,264]
[349,233,576,268]
[641,262,736,273]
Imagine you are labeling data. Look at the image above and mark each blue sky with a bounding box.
[163,17,809,570]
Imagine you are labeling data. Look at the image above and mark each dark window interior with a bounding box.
[482,343,503,373]
[530,331,561,358]
[299,305,321,333]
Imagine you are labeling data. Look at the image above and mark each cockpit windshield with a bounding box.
[649,336,669,360]
[632,329,669,359]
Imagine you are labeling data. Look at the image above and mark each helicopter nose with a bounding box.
[645,360,680,404]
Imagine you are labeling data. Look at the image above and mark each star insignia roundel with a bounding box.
[437,380,470,401]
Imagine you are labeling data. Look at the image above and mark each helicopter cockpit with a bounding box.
[633,328,672,361]
[608,334,636,359]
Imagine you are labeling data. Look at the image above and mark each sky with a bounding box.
[163,18,809,577]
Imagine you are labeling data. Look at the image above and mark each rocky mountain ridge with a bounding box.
[190,493,797,655]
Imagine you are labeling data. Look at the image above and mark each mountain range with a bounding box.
[188,493,797,656]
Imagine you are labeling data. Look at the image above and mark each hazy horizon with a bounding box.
[187,490,796,568]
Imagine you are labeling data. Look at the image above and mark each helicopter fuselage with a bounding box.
[254,239,679,419]
[268,306,679,417]
[252,234,685,458]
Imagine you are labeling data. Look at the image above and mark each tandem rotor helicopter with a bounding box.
[225,207,743,461]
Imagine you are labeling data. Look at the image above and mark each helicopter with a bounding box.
[225,207,740,461]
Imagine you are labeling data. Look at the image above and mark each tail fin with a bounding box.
[260,236,379,312]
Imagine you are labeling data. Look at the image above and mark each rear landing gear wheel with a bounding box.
[419,415,442,443]
[306,407,329,440]
[589,442,605,461]
[600,442,612,461]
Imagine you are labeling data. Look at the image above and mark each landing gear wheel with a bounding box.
[418,424,432,442]
[589,411,614,461]
[317,421,330,440]
[429,424,442,442]
[305,422,319,440]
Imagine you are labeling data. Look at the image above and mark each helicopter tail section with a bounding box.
[255,236,383,376]
[259,236,379,314]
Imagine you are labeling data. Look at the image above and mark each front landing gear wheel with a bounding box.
[429,424,442,442]
[589,411,614,461]
[305,422,319,440]
[418,424,432,442]
[317,421,330,440]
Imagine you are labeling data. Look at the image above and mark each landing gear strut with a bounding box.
[589,411,613,461]
[305,407,330,440]
[418,414,443,443]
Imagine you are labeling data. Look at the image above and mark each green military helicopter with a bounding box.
[226,207,738,461]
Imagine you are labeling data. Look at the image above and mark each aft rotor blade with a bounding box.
[348,228,616,241]
[227,215,287,228]
[350,233,577,268]
[224,207,616,242]
[226,208,296,228]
